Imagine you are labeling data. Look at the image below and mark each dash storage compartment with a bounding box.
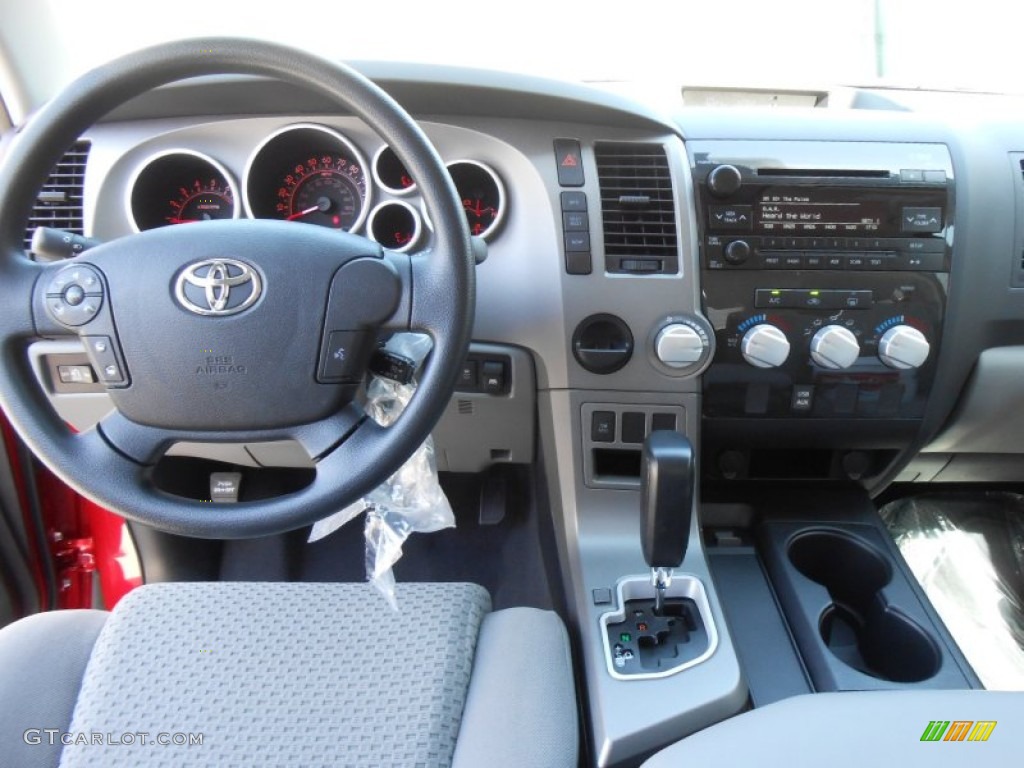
[759,522,971,691]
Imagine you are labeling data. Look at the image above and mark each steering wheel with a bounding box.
[0,39,475,538]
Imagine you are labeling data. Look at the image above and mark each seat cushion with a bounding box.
[59,581,491,767]
[0,609,108,768]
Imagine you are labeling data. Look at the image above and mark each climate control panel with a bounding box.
[703,270,945,419]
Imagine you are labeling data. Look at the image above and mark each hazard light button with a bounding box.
[554,139,585,187]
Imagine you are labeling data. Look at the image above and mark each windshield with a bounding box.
[11,0,1024,95]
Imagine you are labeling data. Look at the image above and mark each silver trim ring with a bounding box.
[174,258,262,316]
[125,148,240,233]
[366,199,422,253]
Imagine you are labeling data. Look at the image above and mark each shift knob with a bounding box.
[640,431,695,569]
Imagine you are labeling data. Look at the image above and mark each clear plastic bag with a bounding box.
[308,333,454,609]
[881,492,1024,690]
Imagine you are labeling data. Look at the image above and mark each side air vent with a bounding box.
[1012,154,1024,288]
[595,142,678,275]
[24,141,91,253]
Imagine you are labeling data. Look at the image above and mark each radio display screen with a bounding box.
[757,189,889,233]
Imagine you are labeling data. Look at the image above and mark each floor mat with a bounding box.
[220,470,559,612]
[881,492,1024,690]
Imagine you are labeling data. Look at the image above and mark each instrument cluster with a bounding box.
[125,122,507,252]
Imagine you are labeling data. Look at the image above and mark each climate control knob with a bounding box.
[655,323,707,368]
[741,324,791,369]
[810,325,861,370]
[878,325,930,369]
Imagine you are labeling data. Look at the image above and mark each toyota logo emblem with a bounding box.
[174,259,262,316]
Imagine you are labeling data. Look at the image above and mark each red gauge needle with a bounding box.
[286,205,321,221]
[167,218,201,224]
[287,196,332,221]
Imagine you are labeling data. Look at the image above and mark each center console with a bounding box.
[543,133,966,767]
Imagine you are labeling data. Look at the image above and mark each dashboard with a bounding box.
[26,67,1024,492]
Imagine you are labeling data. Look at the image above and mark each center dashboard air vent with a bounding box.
[594,142,678,275]
[23,141,91,254]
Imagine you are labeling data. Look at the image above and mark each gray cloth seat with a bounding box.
[0,581,578,768]
[642,689,1024,768]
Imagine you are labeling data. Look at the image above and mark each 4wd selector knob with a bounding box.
[810,325,860,370]
[741,324,790,369]
[655,323,706,368]
[707,164,742,197]
[878,325,930,369]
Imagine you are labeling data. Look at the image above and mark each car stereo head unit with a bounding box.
[692,145,953,274]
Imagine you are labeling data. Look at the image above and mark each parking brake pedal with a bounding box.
[210,472,243,504]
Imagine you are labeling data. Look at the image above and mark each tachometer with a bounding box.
[244,124,370,232]
[128,150,238,231]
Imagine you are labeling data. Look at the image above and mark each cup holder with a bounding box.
[789,529,941,683]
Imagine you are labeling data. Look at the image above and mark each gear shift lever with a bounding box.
[640,431,695,614]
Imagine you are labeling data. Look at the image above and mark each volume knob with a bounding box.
[707,164,742,198]
[810,325,860,370]
[741,324,790,369]
[878,325,930,369]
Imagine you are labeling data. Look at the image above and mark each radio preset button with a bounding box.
[804,253,826,269]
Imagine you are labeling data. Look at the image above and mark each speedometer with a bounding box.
[244,124,370,232]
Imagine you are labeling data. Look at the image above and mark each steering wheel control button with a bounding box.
[554,139,585,187]
[319,331,374,384]
[63,284,85,306]
[45,265,105,327]
[57,365,96,385]
[83,335,126,384]
[174,258,262,316]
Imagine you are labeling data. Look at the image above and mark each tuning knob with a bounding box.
[741,324,790,369]
[878,325,930,369]
[810,325,860,370]
[655,323,707,368]
[724,240,751,265]
[707,164,742,198]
